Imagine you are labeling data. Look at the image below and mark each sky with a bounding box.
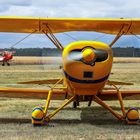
[0,0,140,48]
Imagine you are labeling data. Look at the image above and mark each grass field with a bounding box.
[13,57,62,65]
[12,56,140,65]
[0,61,140,139]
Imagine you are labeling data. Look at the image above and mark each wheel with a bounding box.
[7,63,10,66]
[2,63,5,66]
[32,107,44,126]
[126,108,139,124]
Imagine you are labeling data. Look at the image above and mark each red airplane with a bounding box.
[0,51,15,66]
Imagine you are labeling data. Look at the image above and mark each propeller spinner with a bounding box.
[68,46,108,66]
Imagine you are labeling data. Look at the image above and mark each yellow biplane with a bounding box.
[0,17,140,125]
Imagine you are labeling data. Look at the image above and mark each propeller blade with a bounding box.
[68,51,82,61]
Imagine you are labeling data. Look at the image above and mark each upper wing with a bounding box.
[0,17,140,34]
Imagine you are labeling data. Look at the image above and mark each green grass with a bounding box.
[0,63,140,139]
[0,64,62,88]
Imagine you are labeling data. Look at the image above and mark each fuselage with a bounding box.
[62,41,113,95]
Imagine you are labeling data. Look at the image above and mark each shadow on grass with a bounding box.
[0,118,31,123]
[0,106,139,129]
[47,106,140,111]
[51,107,122,126]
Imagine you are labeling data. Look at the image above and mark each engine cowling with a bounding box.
[62,41,113,95]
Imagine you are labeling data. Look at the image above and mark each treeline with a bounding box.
[1,48,62,56]
[1,47,140,57]
[113,47,140,57]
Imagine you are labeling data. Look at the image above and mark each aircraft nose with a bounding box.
[82,48,95,63]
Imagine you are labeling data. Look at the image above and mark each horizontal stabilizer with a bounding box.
[103,87,117,90]
[18,79,63,85]
[106,80,133,85]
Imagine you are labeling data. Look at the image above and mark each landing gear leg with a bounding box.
[88,95,93,107]
[118,90,139,124]
[73,95,79,108]
[45,95,76,122]
[93,95,123,120]
[7,62,10,66]
[32,89,75,126]
[96,84,140,124]
[32,90,53,126]
[114,84,139,124]
[2,62,5,66]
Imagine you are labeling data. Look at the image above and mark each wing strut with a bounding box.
[42,25,64,50]
[109,24,127,47]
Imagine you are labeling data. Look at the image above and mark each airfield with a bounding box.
[0,57,140,140]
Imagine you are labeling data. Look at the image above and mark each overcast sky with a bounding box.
[0,0,139,48]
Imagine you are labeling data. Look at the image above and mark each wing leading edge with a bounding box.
[0,17,140,34]
[0,87,140,100]
[0,87,66,99]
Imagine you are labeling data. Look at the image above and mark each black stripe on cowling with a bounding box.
[63,70,109,84]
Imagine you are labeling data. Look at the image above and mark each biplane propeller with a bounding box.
[0,17,139,125]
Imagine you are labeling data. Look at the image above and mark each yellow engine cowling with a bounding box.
[62,41,113,95]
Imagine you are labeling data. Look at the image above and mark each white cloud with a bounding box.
[0,0,31,6]
[0,0,139,17]
[0,0,139,48]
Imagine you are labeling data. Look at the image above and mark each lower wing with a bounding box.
[0,79,139,100]
[0,87,140,101]
[0,87,66,99]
